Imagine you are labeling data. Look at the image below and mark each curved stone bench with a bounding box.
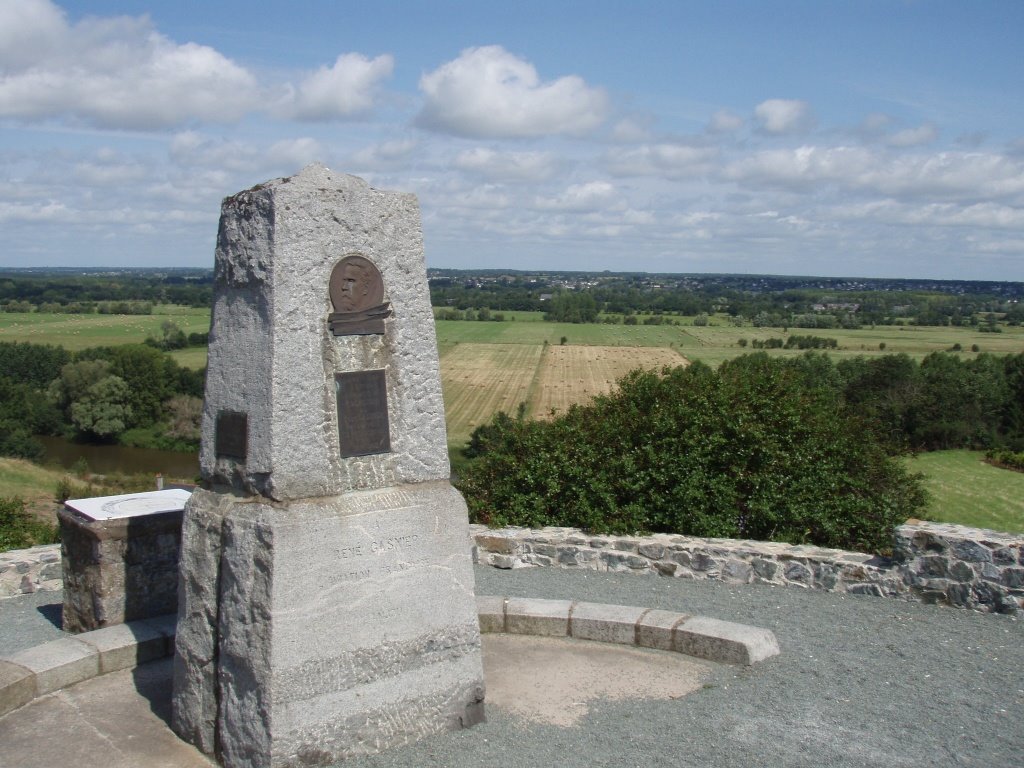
[0,598,778,719]
[478,596,779,666]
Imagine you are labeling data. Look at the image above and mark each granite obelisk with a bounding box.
[172,164,485,767]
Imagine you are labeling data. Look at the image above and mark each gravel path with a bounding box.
[2,566,1022,767]
[347,566,1024,768]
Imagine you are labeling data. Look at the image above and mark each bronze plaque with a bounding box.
[327,254,392,335]
[336,370,391,457]
[215,411,248,460]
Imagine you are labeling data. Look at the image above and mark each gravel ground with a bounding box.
[0,590,65,655]
[2,566,1022,768]
[347,566,1024,768]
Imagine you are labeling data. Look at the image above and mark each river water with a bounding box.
[37,436,199,480]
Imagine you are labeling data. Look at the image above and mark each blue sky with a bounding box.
[2,1,1022,280]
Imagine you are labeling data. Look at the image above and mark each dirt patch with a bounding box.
[482,633,712,726]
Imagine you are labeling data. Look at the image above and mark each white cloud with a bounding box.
[0,0,65,70]
[606,143,718,178]
[417,46,608,138]
[350,139,418,170]
[832,200,1024,229]
[976,239,1024,253]
[723,145,871,188]
[281,53,393,121]
[168,131,327,177]
[72,158,149,186]
[265,138,327,168]
[610,116,654,142]
[0,1,392,130]
[441,184,513,211]
[0,200,70,223]
[886,123,938,147]
[754,99,814,134]
[723,145,1024,201]
[534,181,617,212]
[169,132,259,172]
[454,148,558,182]
[707,109,744,134]
[0,1,259,129]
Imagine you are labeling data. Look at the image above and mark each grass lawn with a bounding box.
[0,458,65,520]
[168,347,210,369]
[906,450,1024,534]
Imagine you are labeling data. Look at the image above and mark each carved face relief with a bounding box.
[330,255,385,314]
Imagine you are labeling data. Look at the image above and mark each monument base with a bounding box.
[172,483,485,767]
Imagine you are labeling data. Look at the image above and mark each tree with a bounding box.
[76,345,179,426]
[544,292,598,323]
[913,353,1009,449]
[0,342,71,388]
[70,376,133,439]
[459,354,926,553]
[838,354,922,451]
[165,395,203,443]
[48,360,114,420]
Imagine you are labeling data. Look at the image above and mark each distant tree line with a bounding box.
[429,272,1024,329]
[0,271,212,310]
[0,341,204,460]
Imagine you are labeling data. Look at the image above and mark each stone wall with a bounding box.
[4,521,1022,617]
[472,521,1024,616]
[0,544,62,598]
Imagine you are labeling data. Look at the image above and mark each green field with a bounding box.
[907,450,1024,533]
[6,307,1016,368]
[0,306,209,352]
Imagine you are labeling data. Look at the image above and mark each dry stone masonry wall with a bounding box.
[472,521,1024,616]
[0,545,62,598]
[5,521,1022,617]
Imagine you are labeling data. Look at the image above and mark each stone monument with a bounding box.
[172,164,485,767]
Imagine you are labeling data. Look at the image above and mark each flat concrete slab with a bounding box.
[0,659,214,768]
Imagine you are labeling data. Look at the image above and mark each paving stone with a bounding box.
[0,659,35,717]
[8,637,98,695]
[504,598,572,637]
[476,596,506,634]
[569,602,647,645]
[674,616,780,665]
[79,620,168,674]
[635,609,689,651]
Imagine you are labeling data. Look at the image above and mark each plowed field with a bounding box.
[531,345,688,418]
[439,343,544,444]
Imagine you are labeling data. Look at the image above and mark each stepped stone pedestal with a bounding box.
[171,165,484,768]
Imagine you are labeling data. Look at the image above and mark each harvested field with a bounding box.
[531,344,688,418]
[439,343,544,444]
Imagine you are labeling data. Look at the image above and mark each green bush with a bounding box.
[458,354,927,554]
[0,497,58,552]
[985,449,1024,472]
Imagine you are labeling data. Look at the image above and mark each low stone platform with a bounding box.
[0,598,777,720]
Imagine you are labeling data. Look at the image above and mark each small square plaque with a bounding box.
[215,411,248,460]
[336,370,391,457]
